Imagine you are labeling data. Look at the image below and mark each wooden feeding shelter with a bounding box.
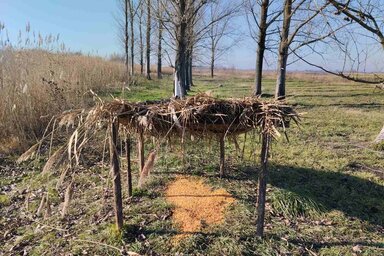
[19,93,299,237]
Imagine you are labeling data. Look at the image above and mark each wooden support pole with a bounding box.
[219,135,225,178]
[137,131,145,173]
[256,133,270,237]
[125,135,132,197]
[110,121,123,231]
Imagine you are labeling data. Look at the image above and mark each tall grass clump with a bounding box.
[0,24,126,153]
[270,189,323,219]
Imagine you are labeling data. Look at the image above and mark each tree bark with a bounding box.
[124,0,130,81]
[157,0,163,79]
[256,133,270,237]
[255,0,270,96]
[275,0,292,100]
[185,50,190,91]
[139,4,144,75]
[174,0,187,98]
[128,0,135,76]
[210,45,215,78]
[125,136,132,197]
[110,121,123,231]
[146,0,151,80]
[189,49,193,86]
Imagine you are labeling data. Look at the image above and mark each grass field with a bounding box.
[1,72,383,255]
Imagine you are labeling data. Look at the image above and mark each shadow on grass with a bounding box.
[287,237,384,250]
[123,223,218,243]
[233,165,384,227]
[294,102,384,109]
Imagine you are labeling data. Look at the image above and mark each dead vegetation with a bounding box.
[0,48,126,153]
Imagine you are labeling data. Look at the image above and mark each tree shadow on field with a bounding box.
[295,102,384,109]
[267,165,384,227]
[228,165,384,226]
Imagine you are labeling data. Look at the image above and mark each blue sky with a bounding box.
[1,0,120,56]
[1,0,383,72]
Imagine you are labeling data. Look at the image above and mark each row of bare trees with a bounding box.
[116,0,240,97]
[116,0,383,100]
[248,0,384,99]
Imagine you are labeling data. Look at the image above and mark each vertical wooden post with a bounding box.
[219,134,225,178]
[256,133,270,237]
[110,121,123,231]
[125,135,132,197]
[137,131,145,173]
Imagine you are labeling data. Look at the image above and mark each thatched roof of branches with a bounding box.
[92,93,299,138]
[17,94,299,165]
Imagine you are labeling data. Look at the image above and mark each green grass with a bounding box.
[1,73,384,255]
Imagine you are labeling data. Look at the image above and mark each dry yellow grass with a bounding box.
[165,176,235,241]
[0,49,126,153]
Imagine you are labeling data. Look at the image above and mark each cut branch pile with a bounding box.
[90,93,299,138]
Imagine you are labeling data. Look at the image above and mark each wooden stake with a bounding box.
[219,134,225,178]
[125,135,132,197]
[137,131,145,173]
[256,133,270,237]
[110,121,123,231]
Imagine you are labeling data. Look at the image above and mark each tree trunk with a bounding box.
[275,0,292,100]
[189,50,193,86]
[256,133,270,237]
[174,41,187,97]
[110,121,123,231]
[174,0,187,98]
[157,0,162,79]
[146,0,151,80]
[124,0,130,81]
[210,47,215,78]
[185,50,190,91]
[128,0,135,76]
[255,0,270,96]
[139,5,144,75]
[125,136,132,197]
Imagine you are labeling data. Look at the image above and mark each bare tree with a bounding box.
[116,0,143,79]
[146,0,152,80]
[298,0,384,84]
[159,0,209,97]
[127,0,139,76]
[245,0,282,96]
[203,1,238,78]
[159,0,241,97]
[330,0,384,48]
[157,0,163,79]
[116,0,130,79]
[139,3,145,74]
[275,0,333,99]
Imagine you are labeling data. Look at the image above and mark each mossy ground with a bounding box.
[1,73,383,255]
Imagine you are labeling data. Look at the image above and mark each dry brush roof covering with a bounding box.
[94,93,299,138]
[17,94,299,165]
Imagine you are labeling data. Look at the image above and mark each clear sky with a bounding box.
[1,0,383,72]
[1,0,120,56]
